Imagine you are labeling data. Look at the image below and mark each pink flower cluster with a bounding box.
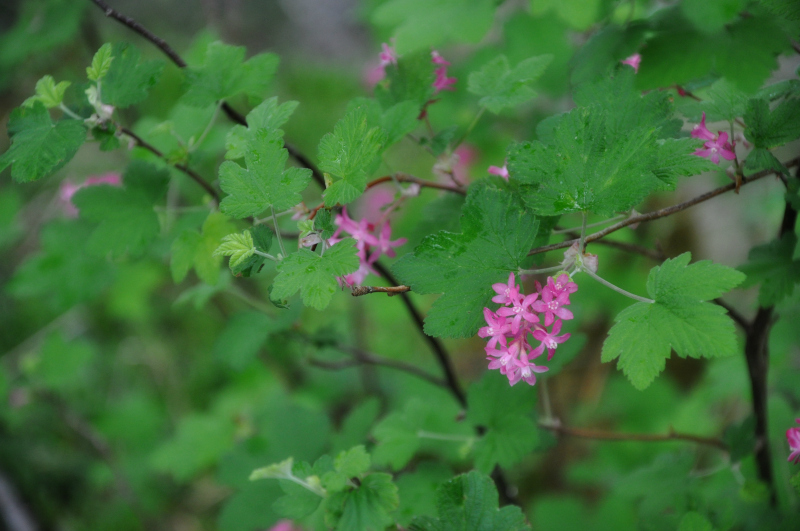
[788,418,800,465]
[329,208,407,287]
[691,112,736,164]
[621,53,641,73]
[480,273,577,386]
[431,51,456,94]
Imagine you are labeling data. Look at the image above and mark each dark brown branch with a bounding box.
[540,421,728,451]
[309,345,447,389]
[366,172,467,195]
[351,285,411,297]
[121,127,221,203]
[88,0,326,189]
[529,157,800,257]
[370,260,467,408]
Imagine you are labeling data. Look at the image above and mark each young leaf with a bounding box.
[270,239,359,310]
[183,41,279,108]
[102,42,164,108]
[468,54,553,113]
[322,445,371,492]
[0,102,86,183]
[326,473,399,531]
[22,75,71,109]
[319,105,387,207]
[170,211,236,285]
[226,97,299,159]
[213,230,256,268]
[744,97,800,148]
[219,128,312,218]
[738,233,800,306]
[601,253,746,390]
[392,183,539,338]
[86,43,114,82]
[408,471,530,531]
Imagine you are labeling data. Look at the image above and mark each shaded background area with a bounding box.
[1,1,799,530]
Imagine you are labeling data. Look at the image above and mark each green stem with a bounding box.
[59,104,84,121]
[582,266,654,304]
[191,102,221,152]
[519,264,565,276]
[253,250,279,262]
[271,206,287,259]
[452,107,486,151]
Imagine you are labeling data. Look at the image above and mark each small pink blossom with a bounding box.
[488,164,509,180]
[531,285,573,327]
[788,419,800,465]
[690,112,716,141]
[368,221,407,262]
[59,172,122,217]
[694,131,736,165]
[492,272,521,305]
[621,54,641,73]
[506,350,548,386]
[366,42,398,86]
[268,520,304,531]
[532,319,571,361]
[431,51,456,94]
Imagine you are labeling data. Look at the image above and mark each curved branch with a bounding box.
[88,0,327,189]
[539,421,728,451]
[366,173,467,195]
[351,285,411,297]
[529,157,800,257]
[121,127,221,203]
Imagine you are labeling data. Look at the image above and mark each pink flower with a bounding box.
[379,43,398,67]
[431,51,456,94]
[368,221,407,262]
[532,319,571,361]
[788,419,800,465]
[547,274,578,297]
[621,54,641,73]
[531,286,573,327]
[59,172,122,217]
[694,131,736,165]
[491,272,521,305]
[690,112,716,141]
[268,520,304,531]
[506,350,548,386]
[366,42,398,86]
[487,164,509,180]
[497,292,540,335]
[479,308,511,350]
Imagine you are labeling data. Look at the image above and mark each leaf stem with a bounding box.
[452,106,486,151]
[519,264,565,276]
[581,266,654,304]
[59,104,84,121]
[190,101,221,151]
[253,250,279,262]
[271,206,287,259]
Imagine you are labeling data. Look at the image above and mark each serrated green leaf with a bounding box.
[214,230,256,268]
[374,50,437,109]
[87,43,114,81]
[680,79,749,123]
[171,230,202,283]
[226,97,299,159]
[681,0,745,33]
[744,97,800,148]
[335,445,371,478]
[678,512,715,531]
[319,105,387,207]
[508,109,660,216]
[392,183,538,338]
[219,128,311,218]
[569,24,646,85]
[22,75,70,108]
[0,102,85,183]
[738,233,800,305]
[183,41,278,107]
[744,147,790,177]
[314,209,337,241]
[601,253,745,389]
[408,471,530,531]
[172,212,236,285]
[468,54,552,113]
[102,42,163,108]
[653,138,718,188]
[271,239,359,310]
[372,0,495,53]
[327,473,399,531]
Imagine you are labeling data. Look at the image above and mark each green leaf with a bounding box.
[681,0,745,33]
[271,239,359,310]
[678,512,715,531]
[653,138,718,188]
[102,42,163,108]
[744,97,800,148]
[314,209,337,241]
[680,79,749,123]
[183,41,279,108]
[508,108,660,216]
[327,473,399,531]
[744,147,790,177]
[323,445,372,493]
[319,105,387,207]
[372,0,495,54]
[87,43,114,82]
[392,183,538,338]
[29,332,96,392]
[170,211,236,285]
[226,97,299,159]
[214,230,256,268]
[466,373,540,473]
[601,253,745,389]
[468,54,553,114]
[212,311,282,370]
[531,0,603,30]
[738,233,800,305]
[0,102,86,183]
[375,51,436,110]
[219,128,312,218]
[408,471,530,531]
[72,163,168,258]
[331,399,381,454]
[22,75,70,108]
[569,24,646,85]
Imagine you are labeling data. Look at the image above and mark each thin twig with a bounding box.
[308,346,447,389]
[351,285,411,297]
[88,0,327,189]
[121,127,221,203]
[539,421,728,451]
[713,298,749,331]
[366,172,467,194]
[529,157,800,257]
[561,230,665,261]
